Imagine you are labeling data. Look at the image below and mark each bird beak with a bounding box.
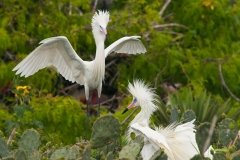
[102,28,107,35]
[106,34,110,43]
[122,101,136,114]
[102,28,109,42]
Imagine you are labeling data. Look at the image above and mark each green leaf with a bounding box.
[33,120,44,130]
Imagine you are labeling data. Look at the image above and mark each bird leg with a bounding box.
[97,97,100,117]
[85,99,90,141]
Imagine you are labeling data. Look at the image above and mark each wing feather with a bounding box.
[105,36,146,58]
[131,123,175,159]
[13,36,85,83]
[21,52,40,77]
[131,121,199,160]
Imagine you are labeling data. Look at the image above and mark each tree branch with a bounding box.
[92,95,117,107]
[159,0,172,16]
[7,125,19,147]
[154,51,169,88]
[218,62,240,102]
[121,106,140,125]
[92,0,99,13]
[59,83,79,92]
[202,116,217,155]
[109,69,121,86]
[151,23,189,30]
[180,63,191,82]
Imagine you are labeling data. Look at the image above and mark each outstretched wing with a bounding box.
[104,36,146,58]
[13,36,85,83]
[130,123,174,159]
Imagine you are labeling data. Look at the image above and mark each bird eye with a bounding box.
[133,98,137,103]
[99,26,102,30]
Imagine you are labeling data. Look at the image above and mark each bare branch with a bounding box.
[159,0,172,16]
[162,13,174,20]
[58,83,79,93]
[69,3,72,15]
[154,52,169,88]
[121,106,140,125]
[109,69,121,86]
[202,116,217,154]
[180,63,191,82]
[7,125,19,147]
[106,59,117,68]
[229,130,240,147]
[218,63,240,102]
[92,0,99,13]
[151,23,189,30]
[92,95,117,107]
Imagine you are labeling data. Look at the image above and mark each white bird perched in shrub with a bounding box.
[122,79,200,160]
[12,10,146,139]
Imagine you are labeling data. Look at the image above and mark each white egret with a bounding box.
[12,10,146,138]
[122,79,200,160]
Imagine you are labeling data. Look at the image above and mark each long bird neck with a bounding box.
[92,41,105,81]
[130,108,152,126]
[127,108,152,142]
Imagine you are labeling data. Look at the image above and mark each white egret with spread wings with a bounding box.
[13,10,146,139]
[122,80,200,160]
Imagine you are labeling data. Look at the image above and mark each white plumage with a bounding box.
[12,11,146,117]
[122,80,200,160]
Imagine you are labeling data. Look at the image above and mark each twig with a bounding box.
[162,13,174,20]
[92,95,116,107]
[69,3,72,15]
[92,0,99,13]
[7,125,19,147]
[218,63,240,102]
[121,106,140,125]
[180,63,191,82]
[151,23,189,30]
[105,59,117,68]
[59,83,79,92]
[159,0,172,16]
[109,69,121,86]
[154,52,169,88]
[158,30,184,35]
[202,116,217,154]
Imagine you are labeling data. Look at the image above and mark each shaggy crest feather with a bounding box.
[126,79,159,142]
[128,79,159,113]
[91,10,109,29]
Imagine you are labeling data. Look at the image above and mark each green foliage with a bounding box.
[18,129,40,157]
[190,154,204,160]
[195,122,216,154]
[212,152,226,160]
[90,115,121,148]
[97,142,117,157]
[50,146,80,160]
[182,109,196,122]
[149,150,168,160]
[216,118,238,147]
[0,110,13,134]
[231,152,240,160]
[23,95,93,144]
[170,107,178,123]
[106,152,114,160]
[167,89,238,123]
[119,142,141,160]
[82,145,91,160]
[132,135,144,147]
[14,149,28,160]
[0,137,10,158]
